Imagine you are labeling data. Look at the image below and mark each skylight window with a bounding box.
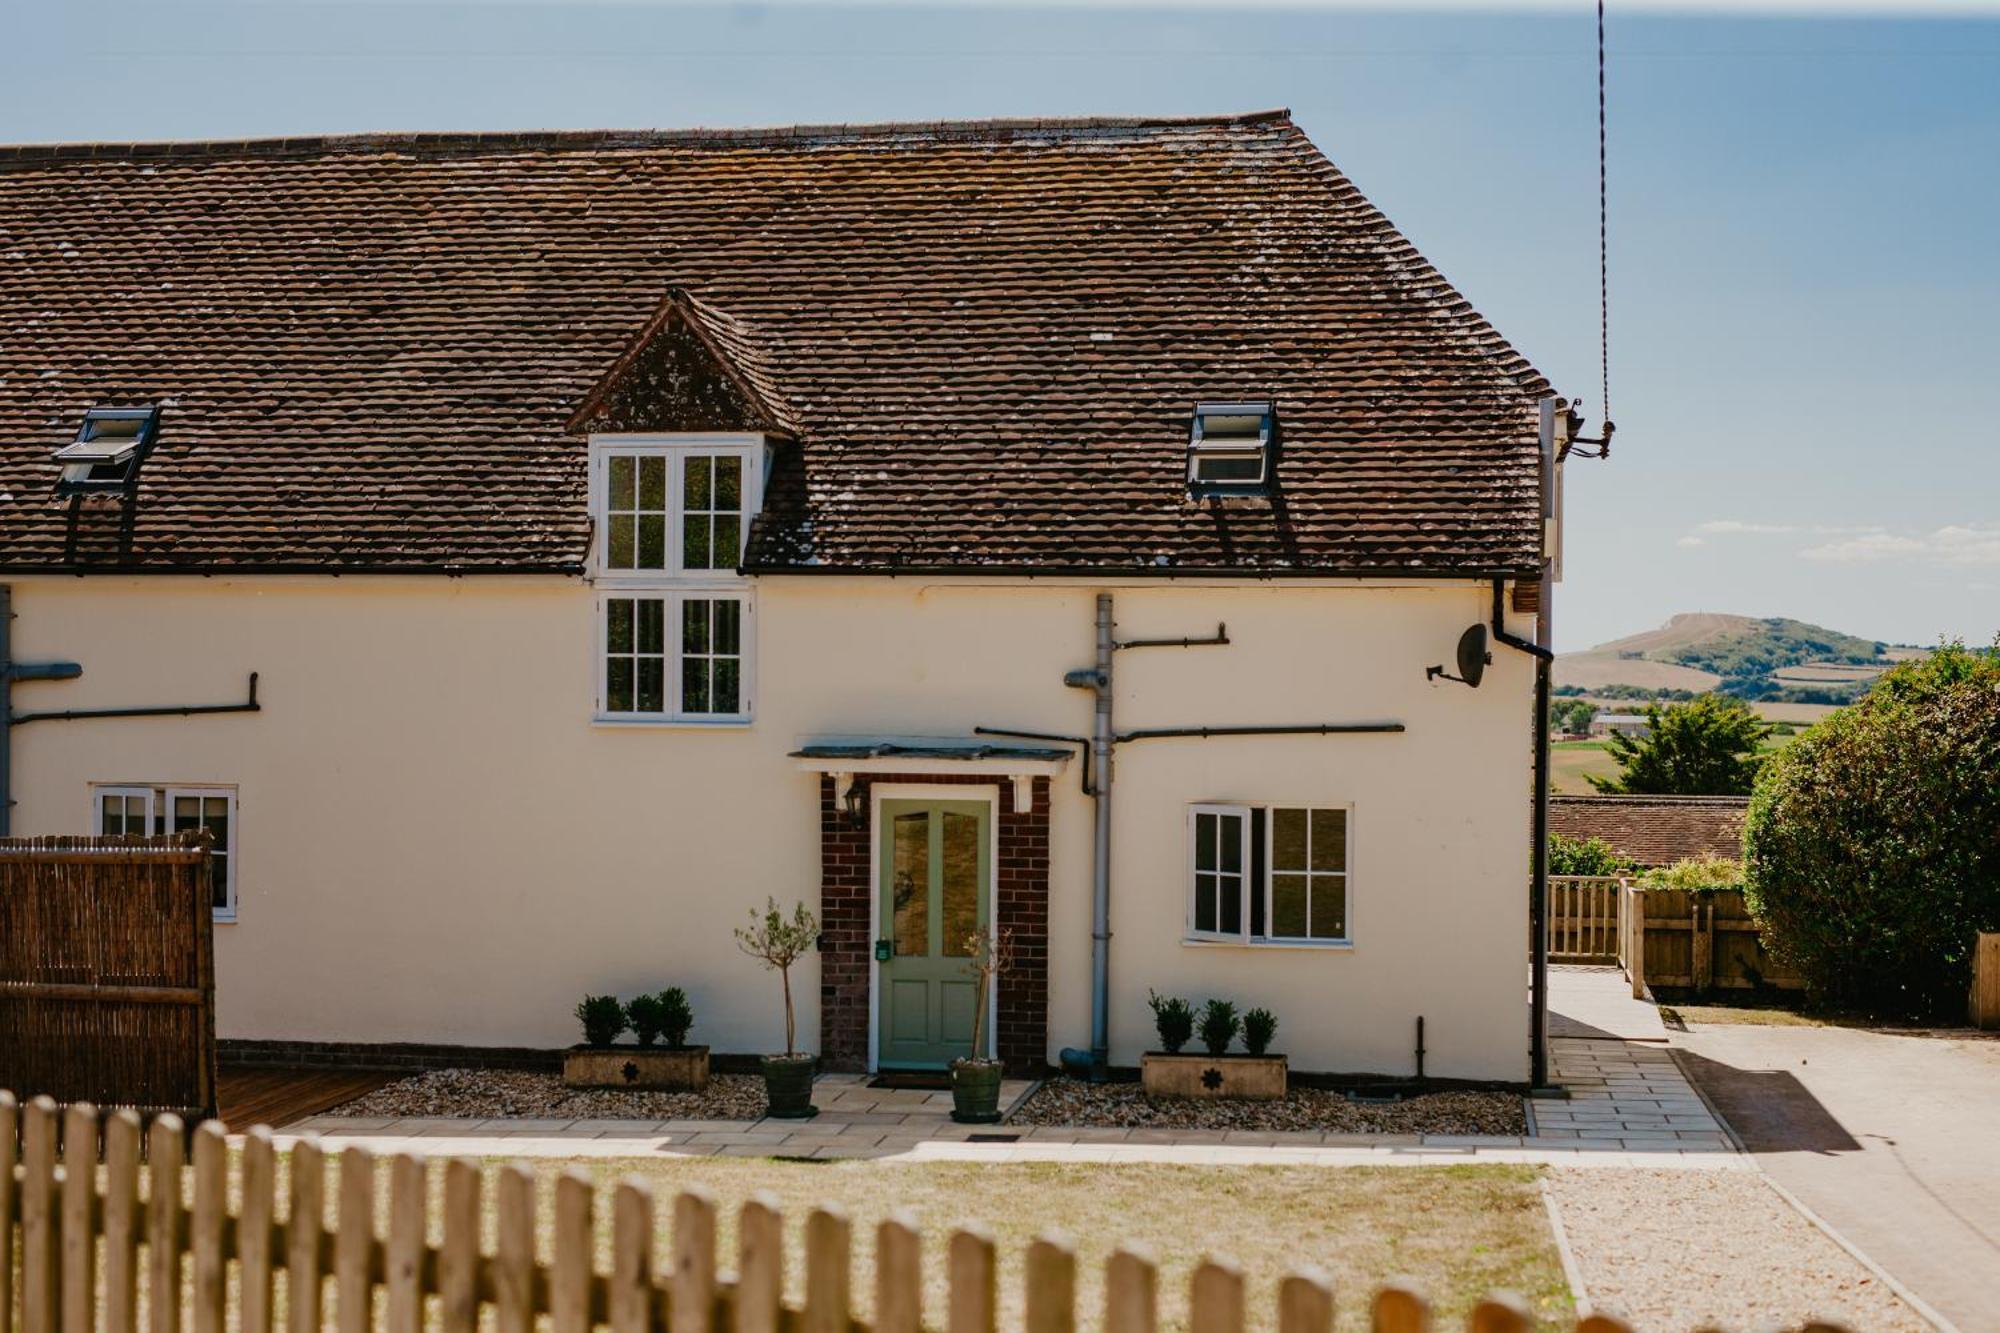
[54,406,160,495]
[1188,401,1275,493]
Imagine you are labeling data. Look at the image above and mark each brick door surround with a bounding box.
[817,773,1050,1076]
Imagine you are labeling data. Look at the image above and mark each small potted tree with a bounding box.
[951,926,1014,1124]
[734,898,820,1119]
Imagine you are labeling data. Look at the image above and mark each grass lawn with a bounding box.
[306,1156,1571,1332]
[1661,1003,1887,1030]
[1550,740,1616,794]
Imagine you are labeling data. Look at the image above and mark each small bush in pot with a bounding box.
[626,993,667,1047]
[1198,999,1240,1057]
[575,994,628,1048]
[657,986,695,1048]
[735,898,821,1118]
[1148,990,1195,1054]
[951,926,1015,1124]
[1242,1007,1278,1057]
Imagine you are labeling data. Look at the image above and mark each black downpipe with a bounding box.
[1491,578,1555,1089]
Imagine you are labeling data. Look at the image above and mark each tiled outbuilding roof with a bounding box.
[0,111,1550,575]
[1549,796,1749,868]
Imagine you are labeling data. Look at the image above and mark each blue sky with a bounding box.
[6,1,1995,650]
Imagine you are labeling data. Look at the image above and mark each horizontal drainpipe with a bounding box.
[10,672,262,726]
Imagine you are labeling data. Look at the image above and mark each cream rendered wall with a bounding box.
[5,574,1533,1081]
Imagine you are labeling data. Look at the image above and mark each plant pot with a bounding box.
[950,1059,1005,1124]
[563,1044,710,1091]
[760,1053,818,1119]
[1140,1052,1288,1101]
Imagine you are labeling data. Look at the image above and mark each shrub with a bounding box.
[657,986,695,1048]
[1242,1007,1278,1057]
[626,993,666,1046]
[575,994,628,1047]
[1745,641,2000,1021]
[1547,833,1636,877]
[1639,854,1744,892]
[1147,990,1194,1054]
[1198,999,1240,1057]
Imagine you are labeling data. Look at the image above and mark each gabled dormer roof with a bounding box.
[568,289,801,439]
[0,111,1550,576]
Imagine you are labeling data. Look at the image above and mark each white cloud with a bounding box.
[1694,520,1799,536]
[1800,524,2000,567]
[1677,535,1705,548]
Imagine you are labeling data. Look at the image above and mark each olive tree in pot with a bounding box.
[734,898,821,1118]
[951,926,1015,1124]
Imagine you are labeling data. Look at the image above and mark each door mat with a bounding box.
[867,1071,953,1091]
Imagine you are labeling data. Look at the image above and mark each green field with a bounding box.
[1550,733,1801,795]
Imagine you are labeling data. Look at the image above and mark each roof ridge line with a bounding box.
[0,109,1294,163]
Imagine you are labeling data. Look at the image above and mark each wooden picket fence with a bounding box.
[1547,877,1623,965]
[2,1091,1845,1333]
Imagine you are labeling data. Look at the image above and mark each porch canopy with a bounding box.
[791,740,1071,813]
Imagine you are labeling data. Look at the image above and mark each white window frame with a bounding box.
[90,783,239,922]
[1184,801,1354,948]
[1186,803,1253,941]
[1262,805,1350,945]
[589,433,765,725]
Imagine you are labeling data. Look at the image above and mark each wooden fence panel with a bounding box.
[1,1091,1855,1333]
[1548,877,1624,964]
[0,835,216,1118]
[1629,889,1803,995]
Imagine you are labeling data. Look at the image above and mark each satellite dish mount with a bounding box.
[1427,624,1492,689]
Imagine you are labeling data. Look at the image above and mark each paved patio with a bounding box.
[268,969,1733,1167]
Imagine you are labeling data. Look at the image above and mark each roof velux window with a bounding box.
[53,406,160,495]
[1188,401,1274,493]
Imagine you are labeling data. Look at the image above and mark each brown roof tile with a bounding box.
[0,111,1551,574]
[1549,796,1749,868]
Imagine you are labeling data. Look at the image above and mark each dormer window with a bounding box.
[54,406,160,495]
[1188,401,1274,494]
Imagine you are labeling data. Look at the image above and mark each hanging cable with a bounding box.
[1566,0,1616,461]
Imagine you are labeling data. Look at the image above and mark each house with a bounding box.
[1591,711,1652,740]
[0,111,1563,1083]
[1548,796,1749,868]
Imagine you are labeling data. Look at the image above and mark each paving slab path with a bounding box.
[1673,1021,2000,1333]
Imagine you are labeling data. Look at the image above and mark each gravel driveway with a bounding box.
[1545,1167,1925,1332]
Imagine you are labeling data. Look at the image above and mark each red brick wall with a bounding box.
[817,773,1051,1075]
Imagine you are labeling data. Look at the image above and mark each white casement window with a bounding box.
[1186,803,1350,945]
[591,435,762,724]
[91,784,239,921]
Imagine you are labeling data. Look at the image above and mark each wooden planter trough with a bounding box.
[562,1045,709,1091]
[1141,1052,1287,1101]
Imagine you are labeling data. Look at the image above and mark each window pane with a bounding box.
[173,796,199,830]
[636,658,664,713]
[941,811,979,956]
[607,659,634,712]
[606,599,634,653]
[1271,874,1308,937]
[638,455,666,510]
[211,854,229,910]
[684,455,712,509]
[607,515,635,568]
[715,456,742,508]
[713,658,740,713]
[1196,453,1263,483]
[684,514,712,570]
[1218,874,1242,934]
[713,599,741,654]
[682,655,710,713]
[636,598,665,653]
[1194,874,1217,933]
[681,599,710,655]
[609,456,634,509]
[1311,809,1347,872]
[637,514,665,568]
[893,812,929,956]
[1310,878,1347,939]
[1195,814,1216,872]
[715,514,741,566]
[1219,814,1242,872]
[1272,808,1308,871]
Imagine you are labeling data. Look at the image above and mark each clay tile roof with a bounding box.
[1549,796,1750,868]
[0,110,1551,575]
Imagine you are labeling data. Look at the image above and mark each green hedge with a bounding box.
[1744,642,2000,1020]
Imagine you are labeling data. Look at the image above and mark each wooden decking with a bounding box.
[216,1066,396,1129]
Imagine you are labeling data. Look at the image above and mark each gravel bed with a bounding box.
[327,1069,767,1121]
[1007,1076,1526,1135]
[1545,1167,1925,1331]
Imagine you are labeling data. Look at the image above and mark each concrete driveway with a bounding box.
[1673,1021,2000,1331]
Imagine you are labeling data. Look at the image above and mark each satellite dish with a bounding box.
[1427,624,1493,688]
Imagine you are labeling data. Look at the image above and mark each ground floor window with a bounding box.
[91,784,238,920]
[598,591,751,722]
[1187,802,1349,944]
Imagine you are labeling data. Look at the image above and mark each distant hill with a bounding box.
[1557,613,1909,705]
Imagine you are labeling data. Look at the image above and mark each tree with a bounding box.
[733,898,819,1057]
[1549,698,1597,736]
[1588,694,1771,795]
[1745,640,2000,1020]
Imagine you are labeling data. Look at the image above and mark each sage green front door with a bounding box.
[877,798,991,1069]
